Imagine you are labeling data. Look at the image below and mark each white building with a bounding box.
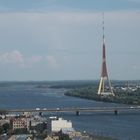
[48,117,73,134]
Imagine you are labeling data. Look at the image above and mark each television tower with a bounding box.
[97,14,115,96]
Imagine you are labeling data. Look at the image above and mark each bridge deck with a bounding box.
[2,106,140,113]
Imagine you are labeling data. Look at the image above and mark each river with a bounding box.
[0,83,140,140]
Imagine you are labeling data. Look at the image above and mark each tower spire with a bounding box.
[102,12,105,44]
[97,13,115,96]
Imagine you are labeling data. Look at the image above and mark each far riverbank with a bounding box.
[64,86,140,105]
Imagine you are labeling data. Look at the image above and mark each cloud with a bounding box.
[46,55,58,68]
[0,50,41,67]
[29,56,43,63]
[26,55,59,69]
[0,50,59,70]
[0,50,24,64]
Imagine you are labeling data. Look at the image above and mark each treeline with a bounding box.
[49,81,98,89]
[65,86,140,105]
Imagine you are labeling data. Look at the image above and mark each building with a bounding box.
[11,118,27,130]
[8,134,32,140]
[44,136,59,140]
[26,115,47,132]
[47,117,73,134]
[22,112,32,118]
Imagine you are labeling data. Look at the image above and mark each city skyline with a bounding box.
[0,0,140,81]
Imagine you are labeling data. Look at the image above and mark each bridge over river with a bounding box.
[3,106,140,115]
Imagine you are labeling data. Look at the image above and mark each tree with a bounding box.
[2,123,10,133]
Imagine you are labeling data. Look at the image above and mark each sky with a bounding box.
[0,0,140,81]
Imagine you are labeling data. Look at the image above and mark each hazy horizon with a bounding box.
[0,79,139,82]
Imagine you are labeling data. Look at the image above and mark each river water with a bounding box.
[0,83,140,140]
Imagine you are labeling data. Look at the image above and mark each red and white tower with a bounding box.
[97,14,115,96]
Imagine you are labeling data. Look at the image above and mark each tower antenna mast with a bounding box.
[97,13,115,96]
[103,13,105,43]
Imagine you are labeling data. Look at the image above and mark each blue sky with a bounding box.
[0,0,140,81]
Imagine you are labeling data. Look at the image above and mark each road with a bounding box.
[2,106,140,114]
